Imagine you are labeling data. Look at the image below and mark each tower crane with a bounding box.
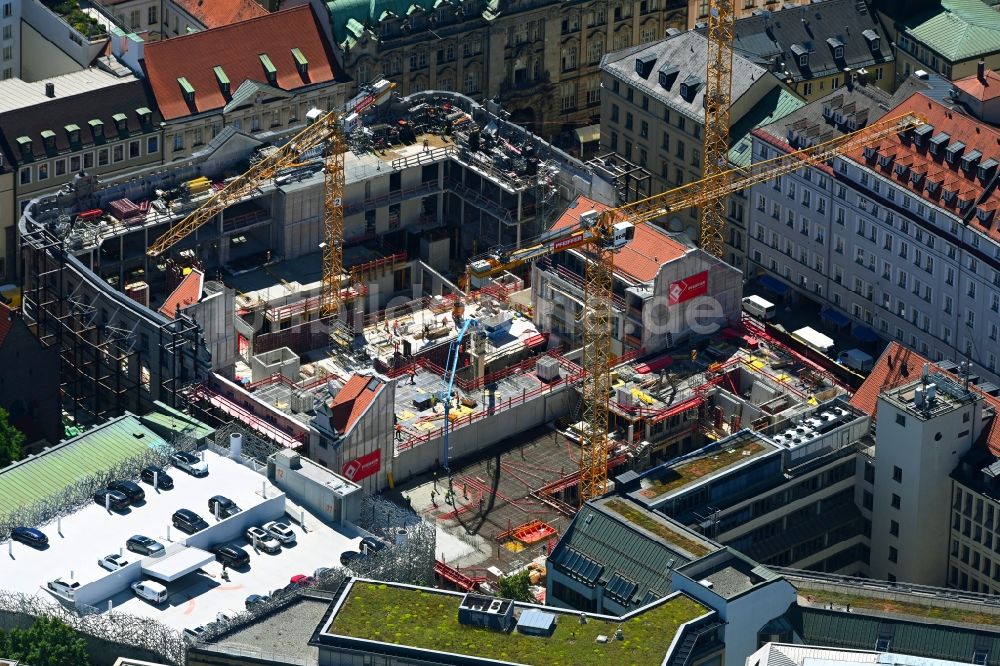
[468,111,925,504]
[146,80,396,319]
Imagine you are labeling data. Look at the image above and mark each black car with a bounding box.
[95,488,130,511]
[245,594,270,611]
[340,551,367,566]
[108,480,145,504]
[360,536,388,555]
[172,509,209,534]
[212,543,249,568]
[140,465,174,490]
[126,535,165,556]
[207,495,242,519]
[10,527,47,547]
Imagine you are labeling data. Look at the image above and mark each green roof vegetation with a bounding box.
[641,440,767,499]
[604,498,712,558]
[330,582,709,666]
[0,415,170,518]
[802,587,1000,627]
[43,0,106,38]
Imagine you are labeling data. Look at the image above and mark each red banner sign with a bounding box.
[553,236,582,251]
[668,270,709,305]
[342,449,381,482]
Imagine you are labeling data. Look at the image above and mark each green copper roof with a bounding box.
[729,87,805,168]
[904,0,1000,63]
[326,0,439,46]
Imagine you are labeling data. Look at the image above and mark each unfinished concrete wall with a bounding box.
[187,282,237,374]
[393,387,572,482]
[250,346,300,382]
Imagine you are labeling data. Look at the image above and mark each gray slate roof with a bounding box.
[601,30,770,124]
[729,0,893,82]
[755,83,894,147]
[549,497,696,609]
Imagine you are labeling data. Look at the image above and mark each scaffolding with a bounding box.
[585,153,652,205]
[20,222,206,426]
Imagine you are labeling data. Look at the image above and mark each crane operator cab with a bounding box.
[579,209,634,251]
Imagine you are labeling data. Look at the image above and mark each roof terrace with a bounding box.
[318,579,711,666]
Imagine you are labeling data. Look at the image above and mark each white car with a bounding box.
[47,578,80,597]
[170,450,208,477]
[262,521,296,545]
[216,609,238,624]
[245,526,281,553]
[182,625,208,643]
[98,553,130,572]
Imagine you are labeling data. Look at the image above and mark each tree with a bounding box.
[0,617,90,666]
[0,406,23,468]
[497,570,532,602]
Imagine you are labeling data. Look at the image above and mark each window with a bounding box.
[892,493,901,509]
[129,8,139,28]
[173,134,183,151]
[889,546,898,563]
[639,120,648,138]
[98,148,109,166]
[893,466,902,482]
[2,24,10,39]
[2,3,10,17]
[148,5,157,24]
[611,104,619,123]
[112,144,124,162]
[896,413,906,426]
[625,112,633,130]
[83,153,93,168]
[147,136,159,154]
[19,167,30,185]
[128,140,140,158]
[890,520,899,536]
[55,158,66,176]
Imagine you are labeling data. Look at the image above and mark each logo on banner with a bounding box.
[342,449,381,482]
[668,270,709,305]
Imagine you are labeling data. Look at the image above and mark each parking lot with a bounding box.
[2,450,363,631]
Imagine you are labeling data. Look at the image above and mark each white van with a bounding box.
[838,348,874,373]
[742,295,777,320]
[131,580,168,604]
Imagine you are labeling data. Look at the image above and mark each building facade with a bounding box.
[327,0,687,134]
[748,87,1000,386]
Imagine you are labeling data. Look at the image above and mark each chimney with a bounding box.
[979,59,986,82]
[45,82,55,98]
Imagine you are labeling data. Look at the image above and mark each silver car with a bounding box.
[98,553,130,572]
[262,521,296,545]
[245,526,281,553]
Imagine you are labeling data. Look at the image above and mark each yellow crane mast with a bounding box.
[469,112,925,504]
[147,80,395,322]
[701,0,737,259]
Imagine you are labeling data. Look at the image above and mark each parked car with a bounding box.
[98,554,130,572]
[172,509,209,534]
[140,465,174,490]
[131,580,168,604]
[262,521,296,545]
[207,495,241,519]
[314,567,333,580]
[47,578,81,597]
[216,609,238,623]
[245,594,270,611]
[182,625,208,643]
[10,527,48,547]
[126,535,165,556]
[360,536,388,555]
[289,574,314,587]
[212,543,250,568]
[171,450,208,477]
[340,551,366,566]
[108,479,145,504]
[245,526,281,553]
[94,488,130,511]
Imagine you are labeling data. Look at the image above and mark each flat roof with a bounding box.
[1,449,363,631]
[0,68,137,114]
[0,414,171,518]
[319,580,711,666]
[142,546,215,582]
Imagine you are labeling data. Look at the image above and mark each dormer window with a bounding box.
[943,187,957,204]
[799,53,808,67]
[291,48,309,77]
[978,158,998,182]
[911,170,925,188]
[946,141,965,164]
[177,77,195,104]
[929,132,950,156]
[680,82,688,97]
[40,130,56,153]
[913,124,933,147]
[88,119,104,142]
[927,179,942,195]
[863,29,880,52]
[658,64,678,90]
[835,46,844,59]
[894,163,910,178]
[959,194,974,210]
[15,136,32,160]
[962,149,982,172]
[863,146,878,163]
[214,66,230,95]
[111,113,128,136]
[879,153,894,168]
[827,37,844,60]
[976,206,996,226]
[64,124,81,145]
[135,107,152,126]
[259,54,278,85]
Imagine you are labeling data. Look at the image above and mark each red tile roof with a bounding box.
[844,93,1000,245]
[159,269,204,319]
[142,5,343,120]
[0,303,13,348]
[330,374,383,434]
[171,0,267,30]
[552,196,689,283]
[851,342,1000,456]
[955,70,1000,102]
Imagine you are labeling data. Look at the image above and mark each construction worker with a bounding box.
[410,367,417,385]
[394,424,403,441]
[423,138,430,152]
